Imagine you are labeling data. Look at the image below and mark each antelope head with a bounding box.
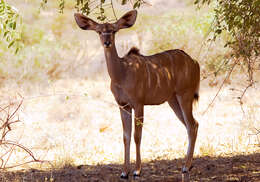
[74,10,137,49]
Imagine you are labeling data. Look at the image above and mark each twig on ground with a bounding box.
[0,99,47,170]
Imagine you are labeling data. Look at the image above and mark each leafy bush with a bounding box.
[195,0,260,83]
[0,0,22,53]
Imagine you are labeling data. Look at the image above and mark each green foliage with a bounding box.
[59,0,65,13]
[0,0,22,54]
[41,0,145,21]
[195,0,260,81]
[133,0,143,9]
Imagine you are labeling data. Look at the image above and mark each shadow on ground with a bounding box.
[1,153,260,182]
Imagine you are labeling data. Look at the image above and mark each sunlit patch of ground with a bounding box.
[0,74,259,171]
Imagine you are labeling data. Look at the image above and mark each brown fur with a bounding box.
[127,47,141,56]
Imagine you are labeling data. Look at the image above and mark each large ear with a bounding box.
[74,13,98,31]
[115,10,137,30]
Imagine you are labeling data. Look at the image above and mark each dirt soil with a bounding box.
[1,153,260,182]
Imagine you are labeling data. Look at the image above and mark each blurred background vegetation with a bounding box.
[0,0,259,87]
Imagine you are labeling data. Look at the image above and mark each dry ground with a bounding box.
[1,153,260,181]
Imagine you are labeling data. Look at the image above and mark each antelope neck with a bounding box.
[104,44,126,85]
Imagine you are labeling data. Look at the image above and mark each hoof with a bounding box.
[182,167,189,173]
[182,165,193,173]
[133,170,141,177]
[120,172,129,179]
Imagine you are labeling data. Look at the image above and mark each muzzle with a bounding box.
[102,32,113,48]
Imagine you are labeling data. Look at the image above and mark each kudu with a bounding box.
[74,10,200,179]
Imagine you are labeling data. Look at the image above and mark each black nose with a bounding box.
[104,41,111,47]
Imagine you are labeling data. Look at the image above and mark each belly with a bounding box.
[143,84,174,105]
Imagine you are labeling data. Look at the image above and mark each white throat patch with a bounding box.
[101,32,113,35]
